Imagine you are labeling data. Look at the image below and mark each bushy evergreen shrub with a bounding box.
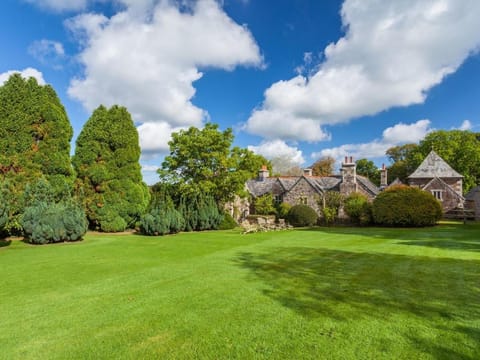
[218,212,237,230]
[0,192,8,235]
[22,201,87,244]
[140,206,185,236]
[21,178,87,244]
[287,205,318,227]
[178,192,222,231]
[372,185,442,227]
[344,193,373,225]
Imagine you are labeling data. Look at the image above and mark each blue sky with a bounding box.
[1,0,480,184]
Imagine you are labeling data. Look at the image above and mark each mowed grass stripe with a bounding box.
[1,225,479,359]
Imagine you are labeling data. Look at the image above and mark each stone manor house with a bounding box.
[232,150,467,220]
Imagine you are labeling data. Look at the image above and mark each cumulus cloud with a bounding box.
[0,68,46,85]
[28,39,66,69]
[248,139,305,165]
[245,0,480,142]
[312,119,433,162]
[67,0,262,155]
[459,120,472,131]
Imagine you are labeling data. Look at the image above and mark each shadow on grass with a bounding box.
[236,247,480,358]
[296,223,480,252]
[0,239,12,248]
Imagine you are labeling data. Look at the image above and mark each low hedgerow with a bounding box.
[372,185,442,227]
[287,204,318,227]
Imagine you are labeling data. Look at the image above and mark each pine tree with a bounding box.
[73,105,150,231]
[0,74,74,233]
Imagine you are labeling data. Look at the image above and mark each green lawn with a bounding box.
[1,224,479,359]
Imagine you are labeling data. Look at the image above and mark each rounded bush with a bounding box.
[22,201,88,244]
[287,204,318,227]
[372,185,442,227]
[218,212,237,230]
[344,193,373,225]
[140,207,185,236]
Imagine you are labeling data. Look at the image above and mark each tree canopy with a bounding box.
[311,156,335,176]
[355,158,380,186]
[159,123,270,203]
[73,105,150,231]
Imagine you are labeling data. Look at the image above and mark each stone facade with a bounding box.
[245,157,379,218]
[407,150,464,212]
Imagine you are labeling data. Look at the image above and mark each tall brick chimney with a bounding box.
[258,165,269,181]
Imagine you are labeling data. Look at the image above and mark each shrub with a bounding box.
[218,212,237,230]
[22,201,88,244]
[0,192,8,233]
[254,194,276,215]
[276,202,291,219]
[344,193,373,225]
[140,206,185,236]
[287,205,318,227]
[318,191,344,225]
[372,185,442,227]
[322,207,337,226]
[178,192,222,232]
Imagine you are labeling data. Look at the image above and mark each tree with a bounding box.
[270,156,302,176]
[311,156,335,176]
[0,74,74,233]
[159,123,270,203]
[73,105,150,231]
[385,144,422,184]
[416,130,480,193]
[355,159,380,186]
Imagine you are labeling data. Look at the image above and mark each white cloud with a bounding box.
[24,0,89,12]
[141,164,160,172]
[137,122,186,154]
[459,120,472,131]
[28,39,66,69]
[248,139,305,165]
[245,0,480,142]
[312,119,433,162]
[0,68,46,85]
[67,0,262,156]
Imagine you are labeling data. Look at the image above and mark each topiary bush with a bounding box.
[372,185,442,227]
[286,204,318,227]
[344,193,373,225]
[218,212,237,230]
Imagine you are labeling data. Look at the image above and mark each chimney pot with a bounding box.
[344,156,348,163]
[349,156,353,163]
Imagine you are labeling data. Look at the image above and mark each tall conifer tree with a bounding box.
[0,74,74,231]
[73,105,149,231]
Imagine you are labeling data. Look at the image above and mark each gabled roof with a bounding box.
[388,178,403,187]
[246,177,278,197]
[408,150,463,179]
[357,175,380,196]
[421,176,464,201]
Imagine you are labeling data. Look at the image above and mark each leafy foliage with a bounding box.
[0,74,74,232]
[344,193,373,225]
[318,191,344,225]
[286,204,318,227]
[276,202,291,219]
[159,123,270,203]
[356,159,380,186]
[253,193,276,215]
[311,156,335,176]
[0,191,8,234]
[73,105,150,231]
[21,179,87,244]
[218,212,237,230]
[372,185,442,227]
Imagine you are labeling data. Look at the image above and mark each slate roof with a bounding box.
[357,175,380,196]
[408,150,463,179]
[246,178,278,197]
[465,186,480,201]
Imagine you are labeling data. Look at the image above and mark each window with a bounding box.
[299,196,308,205]
[431,190,443,200]
[274,194,283,205]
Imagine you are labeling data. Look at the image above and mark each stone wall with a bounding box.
[282,177,321,215]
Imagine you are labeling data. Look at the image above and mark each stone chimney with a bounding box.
[258,165,269,181]
[303,168,313,176]
[340,156,357,195]
[380,163,388,188]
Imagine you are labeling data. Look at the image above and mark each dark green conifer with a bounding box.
[73,105,150,231]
